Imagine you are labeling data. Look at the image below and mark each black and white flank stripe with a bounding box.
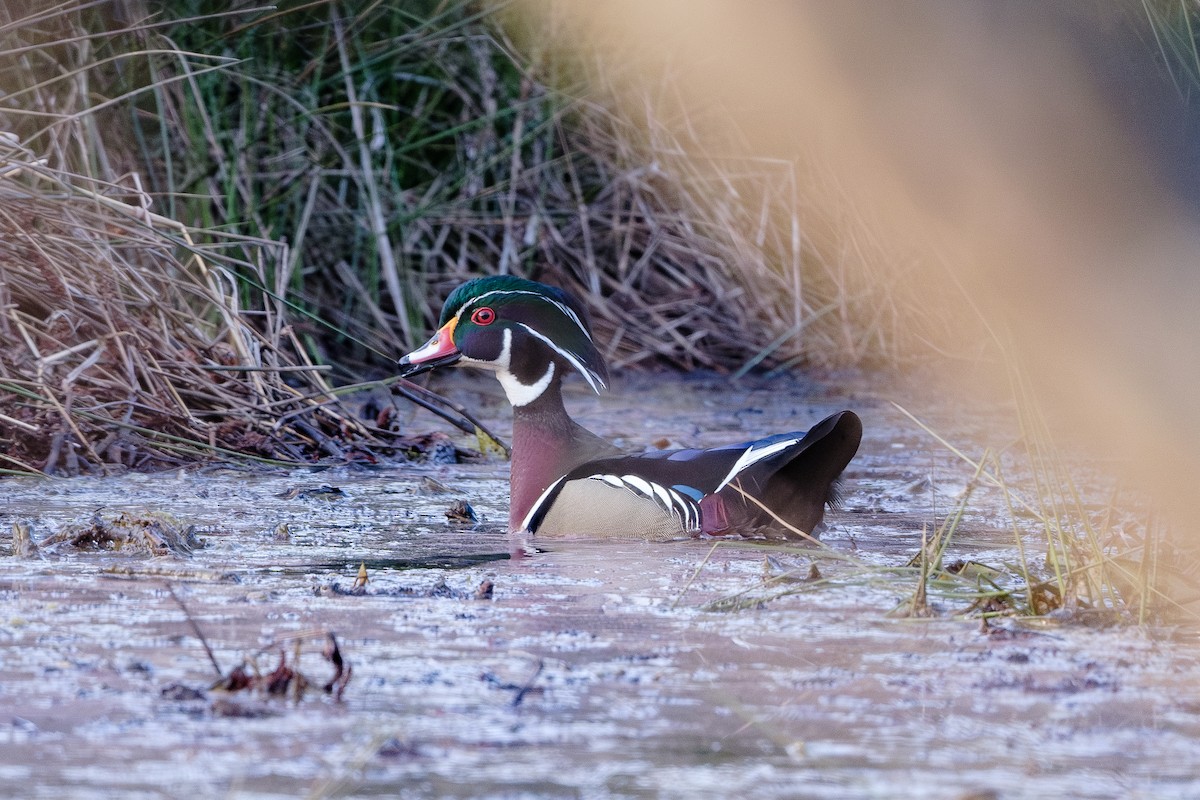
[588,473,701,532]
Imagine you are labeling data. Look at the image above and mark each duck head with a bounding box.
[398,276,609,407]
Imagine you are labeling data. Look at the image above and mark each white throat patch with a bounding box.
[500,360,555,407]
[474,327,556,407]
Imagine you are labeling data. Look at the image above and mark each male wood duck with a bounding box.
[398,275,861,541]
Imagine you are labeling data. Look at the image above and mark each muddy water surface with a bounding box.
[2,371,1198,799]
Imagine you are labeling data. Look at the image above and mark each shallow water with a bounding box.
[1,370,1198,799]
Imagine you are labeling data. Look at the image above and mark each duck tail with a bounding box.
[756,410,862,538]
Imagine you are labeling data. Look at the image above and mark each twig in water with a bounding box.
[671,541,721,610]
[511,659,544,707]
[908,524,933,617]
[391,377,511,457]
[165,582,223,677]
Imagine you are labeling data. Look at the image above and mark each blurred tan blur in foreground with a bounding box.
[517,1,1200,545]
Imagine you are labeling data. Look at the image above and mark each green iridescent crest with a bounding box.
[440,276,609,393]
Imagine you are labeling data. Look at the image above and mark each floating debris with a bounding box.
[376,738,422,759]
[323,634,352,701]
[160,683,206,702]
[761,555,805,585]
[418,476,456,494]
[318,576,497,601]
[945,559,1007,582]
[203,632,351,704]
[11,521,38,558]
[445,500,477,523]
[426,433,458,465]
[162,580,353,711]
[276,485,346,501]
[211,663,254,693]
[38,511,202,556]
[481,660,544,707]
[210,698,280,719]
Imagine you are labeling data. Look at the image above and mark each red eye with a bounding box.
[471,306,496,325]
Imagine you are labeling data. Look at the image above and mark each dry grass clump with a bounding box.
[894,394,1181,623]
[0,4,399,473]
[0,135,385,473]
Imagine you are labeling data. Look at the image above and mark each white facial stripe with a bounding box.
[464,289,594,344]
[714,437,802,492]
[455,327,555,406]
[517,323,606,394]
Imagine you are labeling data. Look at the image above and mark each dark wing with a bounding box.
[522,411,861,535]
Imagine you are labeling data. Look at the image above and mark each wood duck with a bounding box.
[398,275,862,541]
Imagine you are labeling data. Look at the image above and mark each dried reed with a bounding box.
[0,2,443,472]
[132,0,949,376]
